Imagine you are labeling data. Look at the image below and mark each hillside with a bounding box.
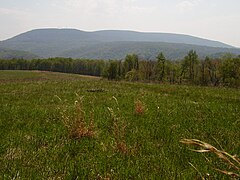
[91,30,233,48]
[60,41,240,60]
[0,28,240,59]
[0,47,38,60]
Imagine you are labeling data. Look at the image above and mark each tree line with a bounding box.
[0,58,105,77]
[0,51,239,87]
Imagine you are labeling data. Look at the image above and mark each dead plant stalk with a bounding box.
[180,138,240,178]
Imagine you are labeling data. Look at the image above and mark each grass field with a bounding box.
[0,70,239,179]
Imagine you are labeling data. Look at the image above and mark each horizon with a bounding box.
[0,0,240,47]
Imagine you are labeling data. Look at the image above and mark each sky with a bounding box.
[0,0,240,47]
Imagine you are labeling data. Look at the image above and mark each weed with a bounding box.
[181,139,240,178]
[61,96,97,139]
[134,99,146,115]
[107,97,133,154]
[107,106,129,154]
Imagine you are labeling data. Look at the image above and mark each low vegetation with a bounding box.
[0,70,239,179]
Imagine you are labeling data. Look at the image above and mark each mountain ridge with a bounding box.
[0,28,239,60]
[4,28,233,48]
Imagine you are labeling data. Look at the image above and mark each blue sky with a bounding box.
[0,0,240,47]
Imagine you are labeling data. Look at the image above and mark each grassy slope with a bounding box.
[0,71,239,179]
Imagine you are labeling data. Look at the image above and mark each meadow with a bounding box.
[0,70,239,179]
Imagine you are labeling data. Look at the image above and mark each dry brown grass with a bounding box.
[134,99,146,115]
[180,139,240,178]
[61,96,97,139]
[113,118,129,154]
[107,106,129,154]
[107,96,137,155]
[4,148,23,160]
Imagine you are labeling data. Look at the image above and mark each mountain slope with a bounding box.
[92,30,233,48]
[0,47,38,60]
[60,41,240,60]
[0,28,239,60]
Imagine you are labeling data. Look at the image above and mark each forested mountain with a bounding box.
[0,47,38,60]
[59,41,240,60]
[0,28,239,60]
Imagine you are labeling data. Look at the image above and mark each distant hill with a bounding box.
[0,28,239,60]
[60,41,240,60]
[0,47,38,60]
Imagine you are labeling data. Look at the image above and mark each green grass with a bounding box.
[0,70,239,179]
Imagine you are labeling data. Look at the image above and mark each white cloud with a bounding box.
[176,0,202,12]
[53,0,153,16]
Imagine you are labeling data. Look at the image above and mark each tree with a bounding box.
[117,60,124,78]
[124,54,139,73]
[139,60,155,81]
[221,56,240,87]
[107,61,118,80]
[204,57,220,86]
[124,54,134,73]
[155,52,166,82]
[200,56,209,85]
[132,54,139,70]
[182,50,199,83]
